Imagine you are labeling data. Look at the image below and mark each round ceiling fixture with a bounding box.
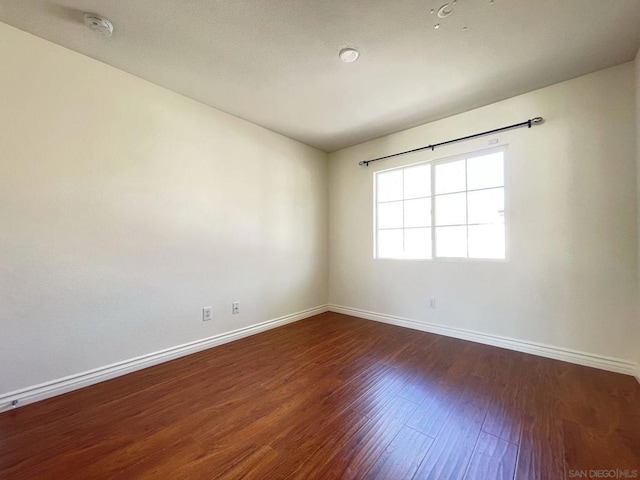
[339,48,359,63]
[84,14,114,38]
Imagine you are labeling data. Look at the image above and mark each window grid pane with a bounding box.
[467,188,504,225]
[468,224,505,259]
[404,198,431,228]
[377,229,403,258]
[377,170,403,202]
[467,152,504,190]
[404,165,431,199]
[435,160,466,194]
[378,201,403,229]
[435,226,467,258]
[405,228,432,259]
[435,192,467,226]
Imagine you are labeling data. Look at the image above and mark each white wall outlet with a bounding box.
[202,306,213,321]
[428,298,436,309]
[232,302,240,314]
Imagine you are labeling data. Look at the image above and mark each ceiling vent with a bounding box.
[83,14,114,38]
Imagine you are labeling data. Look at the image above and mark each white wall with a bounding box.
[1,21,638,404]
[329,62,638,365]
[0,23,328,396]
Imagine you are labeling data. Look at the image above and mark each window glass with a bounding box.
[467,188,504,225]
[435,160,465,194]
[435,226,467,258]
[405,228,432,259]
[435,192,466,226]
[468,224,505,259]
[377,229,403,258]
[404,198,431,228]
[404,164,431,199]
[377,170,403,202]
[467,152,504,190]
[378,201,403,229]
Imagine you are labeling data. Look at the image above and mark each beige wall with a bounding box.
[1,20,638,400]
[329,62,638,364]
[0,23,328,395]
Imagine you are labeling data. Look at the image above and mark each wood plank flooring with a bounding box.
[1,312,639,479]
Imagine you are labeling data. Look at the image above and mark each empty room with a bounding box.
[1,1,639,479]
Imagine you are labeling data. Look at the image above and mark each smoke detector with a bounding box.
[83,14,114,38]
[339,48,359,63]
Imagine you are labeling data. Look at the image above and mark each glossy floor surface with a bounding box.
[1,313,639,479]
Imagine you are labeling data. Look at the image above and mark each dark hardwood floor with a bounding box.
[1,312,639,479]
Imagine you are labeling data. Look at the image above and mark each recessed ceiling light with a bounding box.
[83,14,114,38]
[339,48,359,63]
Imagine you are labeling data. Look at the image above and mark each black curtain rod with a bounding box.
[359,117,544,166]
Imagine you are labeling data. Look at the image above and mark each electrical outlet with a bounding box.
[232,302,240,314]
[202,306,213,322]
[428,298,436,309]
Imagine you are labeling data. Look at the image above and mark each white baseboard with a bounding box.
[328,304,637,377]
[0,305,328,413]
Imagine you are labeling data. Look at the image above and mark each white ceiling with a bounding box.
[1,1,639,152]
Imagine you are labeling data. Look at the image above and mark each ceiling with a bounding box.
[1,1,639,152]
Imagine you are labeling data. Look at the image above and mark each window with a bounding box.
[375,148,506,260]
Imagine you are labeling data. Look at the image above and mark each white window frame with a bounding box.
[373,145,509,262]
